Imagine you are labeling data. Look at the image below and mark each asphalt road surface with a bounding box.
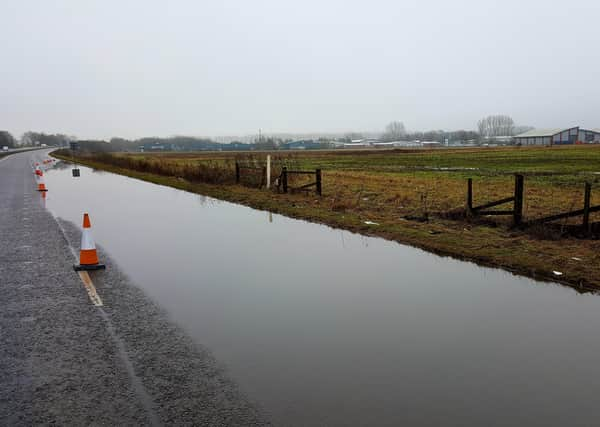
[0,150,269,425]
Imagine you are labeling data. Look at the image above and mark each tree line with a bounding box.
[77,136,333,152]
[2,114,532,152]
[381,115,531,143]
[0,131,73,148]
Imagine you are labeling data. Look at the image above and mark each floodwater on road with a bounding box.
[44,160,600,426]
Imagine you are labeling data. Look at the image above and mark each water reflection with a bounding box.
[43,162,600,427]
[52,160,73,171]
[195,193,222,207]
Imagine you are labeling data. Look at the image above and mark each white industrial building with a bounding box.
[514,127,600,146]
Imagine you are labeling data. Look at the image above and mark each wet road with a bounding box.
[0,150,268,425]
[41,154,600,426]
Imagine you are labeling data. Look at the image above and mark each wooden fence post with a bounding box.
[316,169,322,196]
[235,162,240,184]
[266,155,271,189]
[467,178,473,215]
[513,174,524,226]
[282,167,288,193]
[583,182,592,235]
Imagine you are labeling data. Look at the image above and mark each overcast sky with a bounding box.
[1,0,599,139]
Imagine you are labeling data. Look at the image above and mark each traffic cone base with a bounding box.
[74,263,106,271]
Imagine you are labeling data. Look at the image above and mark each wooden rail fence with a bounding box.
[467,174,524,226]
[467,175,598,235]
[523,182,599,235]
[236,162,323,196]
[280,167,322,196]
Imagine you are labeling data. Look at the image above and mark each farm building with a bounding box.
[514,127,579,146]
[281,140,327,150]
[514,127,600,146]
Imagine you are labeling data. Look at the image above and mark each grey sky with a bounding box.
[1,0,599,139]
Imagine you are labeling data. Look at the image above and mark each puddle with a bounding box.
[44,161,600,427]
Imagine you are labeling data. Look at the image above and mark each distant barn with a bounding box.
[514,127,600,146]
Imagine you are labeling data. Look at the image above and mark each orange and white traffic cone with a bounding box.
[74,213,105,271]
[37,174,48,192]
[35,167,42,176]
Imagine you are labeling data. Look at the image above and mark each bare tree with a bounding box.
[477,119,486,140]
[477,115,515,139]
[382,121,406,141]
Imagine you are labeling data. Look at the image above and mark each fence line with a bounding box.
[280,167,322,196]
[466,174,598,235]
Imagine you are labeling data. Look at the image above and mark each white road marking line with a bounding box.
[77,271,104,306]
